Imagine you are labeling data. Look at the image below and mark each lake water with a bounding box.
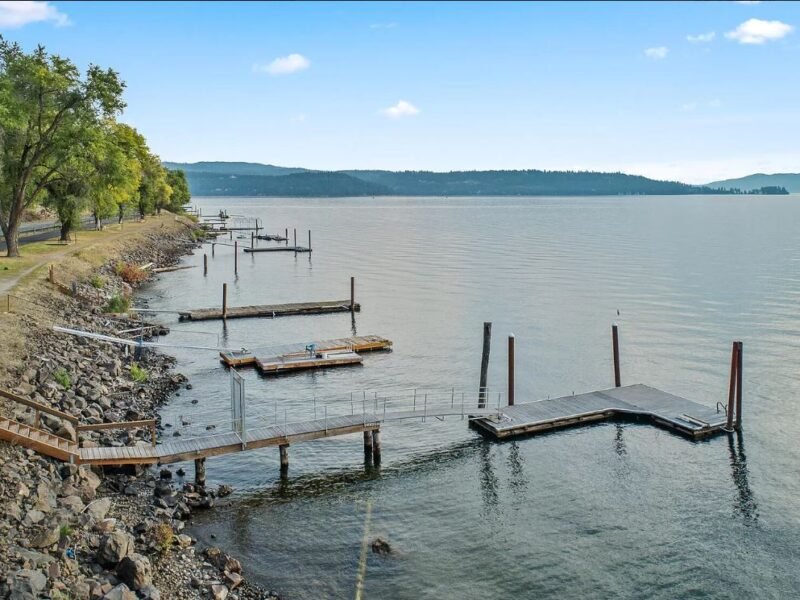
[141,195,800,599]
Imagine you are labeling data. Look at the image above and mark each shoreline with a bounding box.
[0,216,279,599]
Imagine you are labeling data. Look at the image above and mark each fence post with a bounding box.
[479,322,492,408]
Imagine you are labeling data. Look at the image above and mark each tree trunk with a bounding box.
[2,216,21,258]
[94,211,101,231]
[59,221,71,242]
[118,205,124,224]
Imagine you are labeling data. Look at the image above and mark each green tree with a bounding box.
[0,38,125,256]
[166,169,190,212]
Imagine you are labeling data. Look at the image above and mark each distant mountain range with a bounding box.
[707,173,800,193]
[163,161,792,197]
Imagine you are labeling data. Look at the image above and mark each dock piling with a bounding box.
[735,341,743,430]
[612,323,621,387]
[508,333,515,406]
[279,444,289,472]
[350,277,355,311]
[372,430,381,462]
[308,230,312,252]
[726,341,738,431]
[285,228,288,246]
[203,254,208,276]
[222,283,228,320]
[479,322,492,408]
[293,228,297,247]
[212,243,215,257]
[194,457,206,487]
[234,241,238,275]
[363,430,373,454]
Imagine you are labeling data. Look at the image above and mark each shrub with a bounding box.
[151,522,174,554]
[130,363,148,383]
[104,294,130,314]
[54,368,71,390]
[59,524,74,539]
[114,261,148,285]
[89,274,105,289]
[190,228,205,240]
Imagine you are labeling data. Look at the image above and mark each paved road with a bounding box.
[0,216,123,252]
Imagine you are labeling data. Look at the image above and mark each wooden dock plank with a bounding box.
[220,334,392,367]
[183,300,360,321]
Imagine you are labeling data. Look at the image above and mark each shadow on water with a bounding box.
[478,440,499,515]
[614,423,626,456]
[506,440,527,499]
[728,430,758,524]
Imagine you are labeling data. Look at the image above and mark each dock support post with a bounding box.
[726,341,738,431]
[279,444,289,472]
[203,254,208,276]
[251,232,254,246]
[285,228,288,246]
[293,228,297,247]
[222,283,228,320]
[194,457,206,488]
[363,430,373,454]
[212,243,215,257]
[308,230,312,252]
[372,430,381,462]
[234,241,238,275]
[479,322,492,408]
[735,341,743,430]
[508,333,515,406]
[350,277,355,311]
[612,323,621,387]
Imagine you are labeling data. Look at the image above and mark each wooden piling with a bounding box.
[285,228,288,246]
[350,277,355,311]
[203,254,208,276]
[48,265,54,284]
[726,341,738,431]
[194,457,206,487]
[293,228,297,247]
[372,430,381,461]
[508,334,515,406]
[222,283,228,320]
[308,230,312,251]
[234,241,238,275]
[735,341,743,430]
[612,324,621,387]
[479,322,492,408]
[279,444,289,471]
[363,430,373,453]
[212,243,215,257]
[251,232,254,246]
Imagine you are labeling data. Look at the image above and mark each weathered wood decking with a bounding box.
[472,384,728,440]
[220,335,393,367]
[256,350,363,375]
[243,246,310,253]
[179,300,359,321]
[255,234,288,242]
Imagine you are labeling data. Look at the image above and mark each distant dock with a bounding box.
[220,335,393,367]
[244,246,310,253]
[179,299,359,321]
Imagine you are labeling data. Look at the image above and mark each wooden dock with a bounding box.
[180,299,359,321]
[256,234,288,242]
[472,384,728,440]
[256,350,363,375]
[243,246,310,253]
[220,335,393,367]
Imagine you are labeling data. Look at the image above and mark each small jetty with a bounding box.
[220,335,393,367]
[180,299,359,321]
[257,349,363,375]
[256,233,288,242]
[244,246,310,253]
[472,384,728,440]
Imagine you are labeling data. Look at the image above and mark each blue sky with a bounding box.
[2,1,799,183]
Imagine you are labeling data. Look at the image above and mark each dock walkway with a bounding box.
[220,335,393,367]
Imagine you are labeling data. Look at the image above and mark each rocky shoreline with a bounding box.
[0,220,280,599]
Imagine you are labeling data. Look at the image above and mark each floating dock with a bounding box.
[244,246,310,253]
[472,384,728,440]
[256,349,363,375]
[256,233,288,242]
[180,299,359,321]
[220,335,393,367]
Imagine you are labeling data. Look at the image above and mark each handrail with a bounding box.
[77,419,157,447]
[0,389,80,425]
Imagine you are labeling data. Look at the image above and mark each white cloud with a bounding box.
[687,31,716,43]
[0,1,69,28]
[734,1,762,5]
[725,18,793,44]
[644,46,669,59]
[370,22,397,29]
[381,100,420,119]
[253,53,310,76]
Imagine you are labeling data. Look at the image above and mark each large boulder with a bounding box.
[116,553,152,590]
[98,531,134,566]
[30,524,60,549]
[56,421,77,442]
[8,569,47,599]
[103,583,137,600]
[85,497,112,521]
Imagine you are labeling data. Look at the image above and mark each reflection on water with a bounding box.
[728,430,758,524]
[142,195,800,598]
